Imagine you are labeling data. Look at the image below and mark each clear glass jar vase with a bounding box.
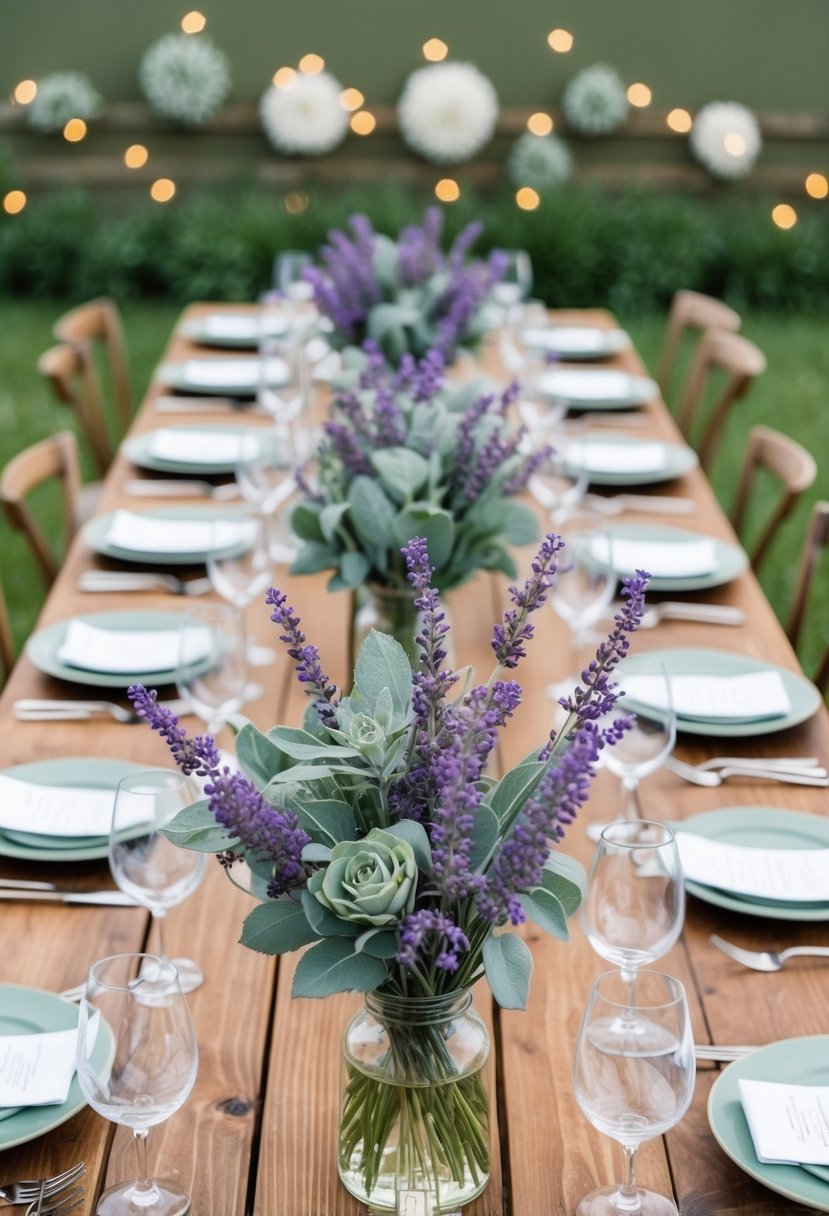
[339,990,490,1213]
[351,582,421,668]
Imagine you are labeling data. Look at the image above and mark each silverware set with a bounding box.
[78,571,212,596]
[0,1162,85,1213]
[582,491,696,517]
[124,477,240,500]
[13,697,190,723]
[711,934,829,972]
[666,753,829,787]
[617,600,746,629]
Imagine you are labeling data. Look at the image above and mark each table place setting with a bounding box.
[537,367,658,409]
[122,425,269,475]
[180,310,290,348]
[520,324,632,360]
[84,506,256,564]
[560,433,698,485]
[155,355,289,396]
[587,523,749,591]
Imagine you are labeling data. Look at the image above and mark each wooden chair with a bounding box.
[730,425,817,569]
[0,431,84,587]
[0,575,14,685]
[676,328,767,470]
[42,297,133,476]
[656,289,742,400]
[786,500,829,693]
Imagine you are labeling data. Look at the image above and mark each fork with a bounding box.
[0,1162,85,1206]
[124,478,240,500]
[78,571,213,596]
[25,1185,85,1216]
[666,755,829,787]
[693,1042,759,1061]
[622,601,746,629]
[13,698,190,724]
[710,934,829,972]
[583,492,695,517]
[683,753,821,773]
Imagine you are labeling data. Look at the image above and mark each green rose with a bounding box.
[308,827,417,927]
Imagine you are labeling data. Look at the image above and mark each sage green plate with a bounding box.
[679,807,829,921]
[708,1036,829,1211]
[562,434,698,486]
[123,425,271,475]
[0,757,147,860]
[157,356,288,396]
[181,312,288,349]
[601,523,748,591]
[0,985,113,1150]
[537,368,658,409]
[83,505,254,565]
[26,610,214,689]
[522,325,631,360]
[641,647,821,737]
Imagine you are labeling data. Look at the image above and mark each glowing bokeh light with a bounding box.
[547,28,573,52]
[627,82,652,107]
[299,53,325,74]
[723,132,746,156]
[63,118,87,142]
[150,178,176,203]
[285,191,309,214]
[516,187,541,211]
[527,112,554,136]
[666,108,692,133]
[124,144,149,169]
[805,173,828,199]
[350,110,376,135]
[13,80,37,104]
[422,38,448,61]
[3,190,26,215]
[435,178,460,203]
[771,203,797,229]
[181,10,206,33]
[340,87,364,111]
[273,67,297,89]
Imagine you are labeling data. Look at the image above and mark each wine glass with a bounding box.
[206,516,274,666]
[109,769,207,993]
[176,601,247,740]
[528,423,589,524]
[573,969,695,1216]
[273,249,314,316]
[604,656,677,821]
[76,952,199,1216]
[491,248,533,328]
[581,820,685,984]
[547,524,615,701]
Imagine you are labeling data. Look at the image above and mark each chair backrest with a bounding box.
[676,328,767,471]
[657,290,742,400]
[47,298,133,475]
[786,501,829,680]
[0,430,83,586]
[730,426,817,569]
[0,575,14,684]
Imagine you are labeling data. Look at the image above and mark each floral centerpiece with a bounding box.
[129,536,647,1212]
[305,208,507,365]
[289,344,548,658]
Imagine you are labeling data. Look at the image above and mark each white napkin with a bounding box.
[598,536,718,578]
[170,358,286,390]
[523,326,630,354]
[105,509,255,555]
[0,1026,77,1108]
[203,313,287,340]
[0,774,116,837]
[57,619,211,674]
[739,1079,829,1165]
[567,440,667,474]
[623,670,791,721]
[540,370,635,401]
[148,428,261,465]
[676,831,829,901]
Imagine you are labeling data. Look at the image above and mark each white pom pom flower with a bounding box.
[260,71,349,156]
[139,33,231,127]
[27,72,102,132]
[398,62,499,164]
[562,63,629,136]
[689,101,761,180]
[508,132,573,191]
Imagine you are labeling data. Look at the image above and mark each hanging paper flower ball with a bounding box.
[260,71,349,156]
[562,63,629,136]
[508,132,573,191]
[139,33,231,127]
[398,62,499,164]
[27,72,102,132]
[689,101,762,180]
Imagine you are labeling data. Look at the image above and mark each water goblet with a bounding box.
[272,249,314,315]
[109,770,206,993]
[604,656,677,821]
[206,516,274,666]
[491,248,533,328]
[573,969,695,1216]
[528,423,589,524]
[176,601,247,740]
[581,820,685,984]
[547,523,615,700]
[76,952,199,1216]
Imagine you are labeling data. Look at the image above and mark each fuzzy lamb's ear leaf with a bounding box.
[390,506,454,570]
[239,898,320,955]
[485,760,546,828]
[519,888,569,941]
[370,447,431,503]
[352,630,412,720]
[382,819,432,872]
[468,803,500,872]
[540,852,586,916]
[482,932,533,1010]
[236,722,292,786]
[160,801,237,853]
[292,799,358,847]
[292,937,388,997]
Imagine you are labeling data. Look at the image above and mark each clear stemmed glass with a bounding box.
[604,656,677,821]
[76,953,199,1216]
[176,601,247,740]
[109,770,207,993]
[547,524,615,701]
[528,424,589,524]
[491,248,533,328]
[273,249,314,317]
[206,516,274,666]
[573,969,695,1216]
[581,820,685,984]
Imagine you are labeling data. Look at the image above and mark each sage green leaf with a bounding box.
[370,448,431,503]
[293,799,357,847]
[482,932,533,1010]
[320,502,350,543]
[302,842,333,863]
[237,722,292,785]
[160,801,236,853]
[352,630,413,720]
[338,550,371,589]
[468,803,500,871]
[291,540,337,576]
[383,819,432,872]
[354,928,400,958]
[390,506,455,570]
[301,889,359,938]
[349,476,395,551]
[540,853,586,916]
[290,502,325,542]
[268,726,359,762]
[292,937,387,997]
[500,502,541,546]
[486,760,546,828]
[371,233,400,290]
[519,888,569,941]
[239,899,319,955]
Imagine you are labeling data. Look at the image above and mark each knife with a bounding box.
[0,887,139,906]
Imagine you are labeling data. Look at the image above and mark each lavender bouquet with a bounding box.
[130,536,647,1210]
[305,207,506,365]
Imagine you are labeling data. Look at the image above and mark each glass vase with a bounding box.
[339,990,490,1213]
[351,582,422,669]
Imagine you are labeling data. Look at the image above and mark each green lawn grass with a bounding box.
[0,302,825,681]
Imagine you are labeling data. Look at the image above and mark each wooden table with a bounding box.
[1,306,827,1215]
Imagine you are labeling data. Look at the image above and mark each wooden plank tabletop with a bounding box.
[0,304,826,1216]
